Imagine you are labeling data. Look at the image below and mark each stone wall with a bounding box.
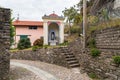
[67,26,120,80]
[95,26,120,52]
[11,48,68,67]
[0,8,10,80]
[68,37,120,80]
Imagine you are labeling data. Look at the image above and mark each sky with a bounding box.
[0,0,79,21]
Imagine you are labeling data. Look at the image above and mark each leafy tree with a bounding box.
[74,13,83,25]
[62,0,94,33]
[62,7,77,35]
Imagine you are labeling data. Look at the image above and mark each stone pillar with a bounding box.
[59,22,64,43]
[0,8,10,80]
[43,21,48,45]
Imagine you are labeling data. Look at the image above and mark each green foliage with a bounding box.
[88,72,98,79]
[59,40,69,46]
[62,7,77,23]
[101,8,109,21]
[32,46,39,51]
[70,26,81,34]
[88,16,99,25]
[43,45,49,49]
[65,25,81,34]
[88,38,96,48]
[33,38,43,47]
[113,56,120,65]
[74,13,83,25]
[90,48,101,57]
[10,18,15,46]
[17,38,31,50]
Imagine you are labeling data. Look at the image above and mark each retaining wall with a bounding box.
[68,26,120,80]
[11,48,68,68]
[0,8,10,80]
[95,26,120,52]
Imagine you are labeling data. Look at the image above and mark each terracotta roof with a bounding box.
[42,13,64,20]
[13,20,43,26]
[49,13,58,17]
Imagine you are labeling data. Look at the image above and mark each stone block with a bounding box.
[0,8,10,80]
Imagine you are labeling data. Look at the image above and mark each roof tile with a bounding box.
[13,20,43,26]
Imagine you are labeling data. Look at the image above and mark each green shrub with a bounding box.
[32,46,39,51]
[113,56,120,65]
[70,27,81,34]
[90,48,101,57]
[88,72,98,79]
[33,38,43,46]
[88,38,96,48]
[59,41,69,46]
[17,38,31,50]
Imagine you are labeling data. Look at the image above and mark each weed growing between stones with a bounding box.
[88,72,98,79]
[32,46,39,51]
[88,38,96,48]
[113,56,120,66]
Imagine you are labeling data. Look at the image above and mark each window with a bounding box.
[29,26,38,30]
[20,35,28,40]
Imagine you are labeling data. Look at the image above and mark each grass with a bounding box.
[66,33,79,42]
[10,47,32,52]
[87,19,120,36]
[10,42,70,52]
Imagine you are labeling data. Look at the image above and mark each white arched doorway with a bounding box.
[48,22,59,45]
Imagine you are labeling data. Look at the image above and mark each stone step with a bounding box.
[60,50,71,53]
[69,63,80,68]
[64,53,74,55]
[59,47,80,68]
[67,60,79,64]
[66,57,77,61]
[65,55,75,58]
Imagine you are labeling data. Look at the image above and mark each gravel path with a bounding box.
[10,65,42,80]
[11,62,59,80]
[10,59,91,80]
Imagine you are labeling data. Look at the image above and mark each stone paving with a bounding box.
[10,65,42,80]
[10,59,91,80]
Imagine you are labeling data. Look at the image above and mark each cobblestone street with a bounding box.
[10,59,91,80]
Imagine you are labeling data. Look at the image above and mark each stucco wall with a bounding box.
[15,26,43,46]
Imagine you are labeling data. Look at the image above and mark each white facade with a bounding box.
[42,13,64,45]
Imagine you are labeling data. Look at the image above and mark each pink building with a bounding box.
[13,13,65,47]
[13,20,43,46]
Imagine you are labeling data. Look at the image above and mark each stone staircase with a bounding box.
[60,47,80,68]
